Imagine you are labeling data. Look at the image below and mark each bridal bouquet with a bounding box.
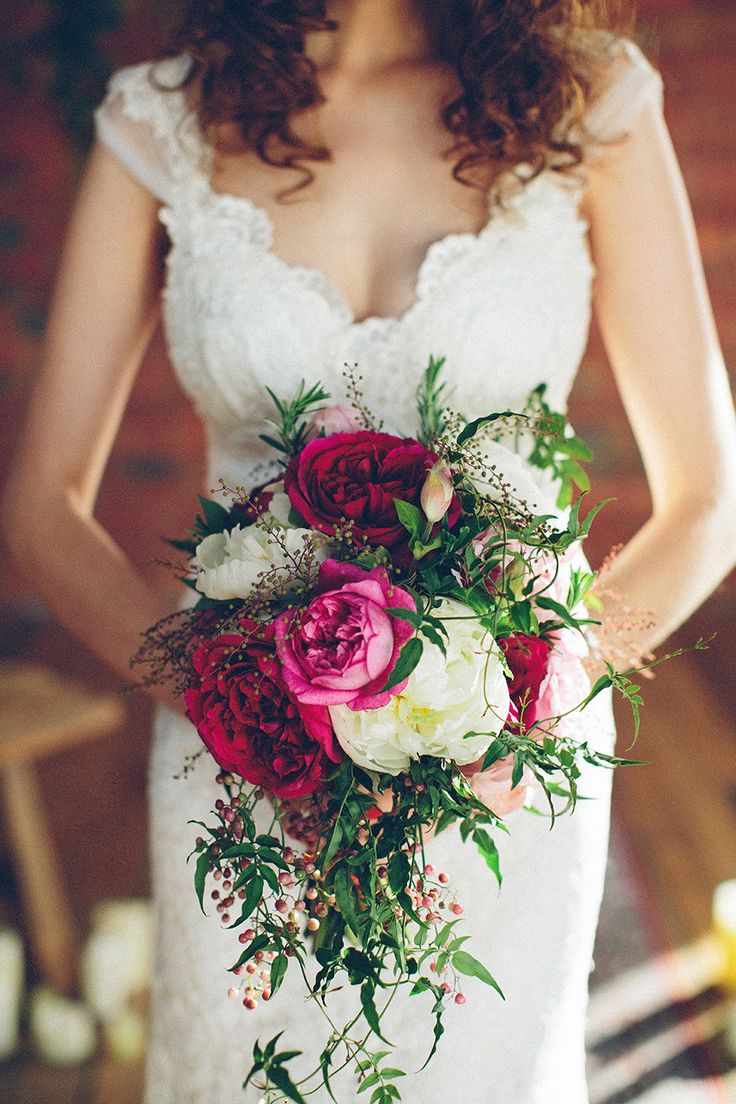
[137,357,661,1103]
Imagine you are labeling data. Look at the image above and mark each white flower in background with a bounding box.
[329,598,510,775]
[81,899,154,1023]
[195,521,330,601]
[467,436,563,523]
[30,987,97,1066]
[0,929,23,1060]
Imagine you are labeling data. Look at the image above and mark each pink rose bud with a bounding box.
[306,403,362,438]
[420,462,455,524]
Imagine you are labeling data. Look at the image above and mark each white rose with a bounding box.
[329,599,510,775]
[195,522,329,601]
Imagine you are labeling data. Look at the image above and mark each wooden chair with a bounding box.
[0,663,125,994]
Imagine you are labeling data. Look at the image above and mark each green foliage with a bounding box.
[260,380,332,457]
[524,384,593,508]
[416,355,451,443]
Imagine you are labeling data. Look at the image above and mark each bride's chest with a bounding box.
[159,171,596,436]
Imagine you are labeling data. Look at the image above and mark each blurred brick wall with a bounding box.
[0,0,733,922]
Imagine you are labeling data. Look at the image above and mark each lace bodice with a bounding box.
[95,37,663,494]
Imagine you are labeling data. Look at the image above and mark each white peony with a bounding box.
[195,521,329,601]
[329,599,510,775]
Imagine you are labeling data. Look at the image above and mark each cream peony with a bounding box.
[329,599,510,775]
[195,521,329,601]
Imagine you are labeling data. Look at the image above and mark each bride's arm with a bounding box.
[583,94,736,658]
[2,144,184,710]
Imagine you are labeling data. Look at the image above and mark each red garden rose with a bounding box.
[284,430,460,566]
[184,624,341,799]
[499,633,553,730]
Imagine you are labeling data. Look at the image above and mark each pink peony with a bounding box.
[274,559,416,710]
[464,754,532,818]
[306,403,362,438]
[535,632,591,719]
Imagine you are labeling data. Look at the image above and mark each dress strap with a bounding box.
[581,35,665,149]
[94,56,209,205]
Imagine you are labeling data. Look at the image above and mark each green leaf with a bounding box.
[380,637,423,693]
[256,847,289,870]
[333,865,362,937]
[193,850,210,914]
[269,953,288,998]
[221,843,257,859]
[322,817,344,870]
[166,536,198,554]
[480,738,508,770]
[385,607,423,629]
[456,410,521,447]
[579,498,611,536]
[581,674,613,709]
[269,1063,307,1104]
[261,865,280,894]
[534,596,580,630]
[358,1072,380,1094]
[410,976,432,996]
[230,874,263,926]
[360,981,392,1043]
[393,498,424,539]
[229,933,270,973]
[420,990,446,1069]
[452,950,505,998]
[387,851,410,894]
[472,828,502,886]
[510,600,532,634]
[198,495,231,532]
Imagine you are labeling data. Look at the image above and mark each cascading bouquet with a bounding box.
[136,356,683,1104]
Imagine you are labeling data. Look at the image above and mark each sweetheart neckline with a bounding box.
[190,177,506,331]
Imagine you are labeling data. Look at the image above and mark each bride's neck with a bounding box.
[305,0,434,77]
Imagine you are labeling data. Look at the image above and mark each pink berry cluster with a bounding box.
[405,862,467,1006]
[228,947,277,1009]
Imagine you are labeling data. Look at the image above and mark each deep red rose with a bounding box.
[184,624,341,799]
[284,430,460,567]
[499,633,553,729]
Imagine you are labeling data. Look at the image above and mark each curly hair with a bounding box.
[165,0,633,200]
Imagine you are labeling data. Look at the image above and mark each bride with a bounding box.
[4,1,736,1101]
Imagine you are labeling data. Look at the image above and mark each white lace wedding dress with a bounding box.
[95,36,663,1104]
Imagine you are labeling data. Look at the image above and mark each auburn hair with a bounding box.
[164,0,634,199]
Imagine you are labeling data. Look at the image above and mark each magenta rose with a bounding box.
[499,633,553,729]
[274,559,416,710]
[284,430,460,566]
[184,624,341,799]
